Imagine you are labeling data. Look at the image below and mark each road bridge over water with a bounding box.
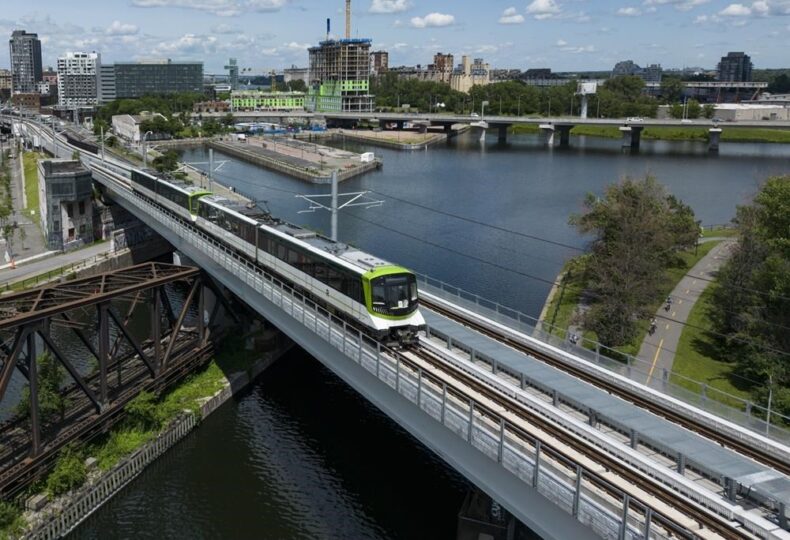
[8,117,790,540]
[193,110,790,151]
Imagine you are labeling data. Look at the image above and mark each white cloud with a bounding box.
[391,42,409,49]
[152,33,219,56]
[526,0,561,19]
[499,7,525,24]
[617,6,642,15]
[211,23,240,34]
[719,3,752,15]
[131,0,287,16]
[106,20,139,35]
[475,44,498,54]
[644,0,710,11]
[409,12,455,28]
[560,44,595,53]
[370,0,410,13]
[556,39,568,46]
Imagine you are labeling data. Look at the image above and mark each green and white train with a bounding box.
[130,170,424,345]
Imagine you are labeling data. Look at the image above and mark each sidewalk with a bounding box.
[5,149,48,260]
[636,240,736,389]
[0,241,112,288]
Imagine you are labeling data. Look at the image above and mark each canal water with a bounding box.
[73,131,790,538]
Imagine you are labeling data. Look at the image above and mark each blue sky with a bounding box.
[1,1,788,74]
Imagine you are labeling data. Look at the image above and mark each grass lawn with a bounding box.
[22,151,42,218]
[510,124,540,135]
[701,227,738,239]
[529,124,790,144]
[670,286,751,408]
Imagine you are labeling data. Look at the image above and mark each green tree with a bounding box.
[570,176,698,347]
[125,391,160,431]
[703,103,716,119]
[686,99,701,119]
[709,176,790,414]
[670,103,684,119]
[767,74,790,93]
[286,79,307,93]
[660,77,684,102]
[152,149,180,173]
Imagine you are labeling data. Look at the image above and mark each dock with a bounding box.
[207,136,382,184]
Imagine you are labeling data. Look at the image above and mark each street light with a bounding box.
[481,100,489,119]
[142,130,153,168]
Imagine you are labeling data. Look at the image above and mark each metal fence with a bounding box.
[98,175,695,538]
[27,414,196,540]
[415,273,790,444]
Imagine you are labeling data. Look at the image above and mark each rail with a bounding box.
[415,273,790,443]
[90,166,754,539]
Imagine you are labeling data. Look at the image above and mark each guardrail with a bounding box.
[92,167,681,539]
[0,251,111,293]
[415,273,790,444]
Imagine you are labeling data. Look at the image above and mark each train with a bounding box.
[129,169,425,345]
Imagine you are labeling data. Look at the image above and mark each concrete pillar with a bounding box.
[557,125,573,147]
[539,124,555,146]
[418,123,428,134]
[708,128,722,151]
[497,124,508,143]
[395,120,404,130]
[619,126,644,149]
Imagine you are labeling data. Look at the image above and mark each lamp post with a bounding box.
[142,130,153,168]
[481,100,489,120]
[517,95,521,117]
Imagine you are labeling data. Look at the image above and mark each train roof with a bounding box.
[136,168,210,195]
[206,195,405,276]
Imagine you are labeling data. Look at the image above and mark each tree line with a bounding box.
[709,176,790,418]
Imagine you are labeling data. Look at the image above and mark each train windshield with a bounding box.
[371,274,418,316]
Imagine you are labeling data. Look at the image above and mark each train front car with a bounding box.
[363,266,424,347]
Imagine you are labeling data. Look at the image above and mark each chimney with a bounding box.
[345,0,351,39]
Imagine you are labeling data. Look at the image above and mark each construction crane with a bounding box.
[345,0,351,39]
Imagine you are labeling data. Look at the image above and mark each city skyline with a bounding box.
[1,1,789,74]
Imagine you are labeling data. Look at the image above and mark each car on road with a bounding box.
[681,119,693,123]
[626,117,643,122]
[470,112,480,117]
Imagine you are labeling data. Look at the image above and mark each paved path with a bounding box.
[2,149,48,260]
[0,242,112,288]
[636,240,736,389]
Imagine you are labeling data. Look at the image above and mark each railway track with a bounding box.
[421,297,790,476]
[408,343,752,540]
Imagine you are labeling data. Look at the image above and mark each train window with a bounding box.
[276,242,287,261]
[328,268,343,292]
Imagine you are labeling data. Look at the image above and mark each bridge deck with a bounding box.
[423,310,790,511]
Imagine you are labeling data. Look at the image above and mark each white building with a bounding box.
[57,51,100,108]
[111,112,166,144]
[713,103,790,121]
[450,56,491,94]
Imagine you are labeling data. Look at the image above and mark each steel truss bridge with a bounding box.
[0,262,236,498]
[8,117,790,540]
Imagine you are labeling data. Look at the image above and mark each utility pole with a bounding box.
[208,148,214,191]
[296,169,382,242]
[100,125,105,164]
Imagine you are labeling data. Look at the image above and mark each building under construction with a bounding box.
[307,0,374,113]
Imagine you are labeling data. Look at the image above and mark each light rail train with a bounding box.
[129,169,425,345]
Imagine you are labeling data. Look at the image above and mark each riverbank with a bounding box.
[6,326,292,539]
[563,125,790,143]
[330,129,448,150]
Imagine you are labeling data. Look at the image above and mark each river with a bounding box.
[72,131,790,538]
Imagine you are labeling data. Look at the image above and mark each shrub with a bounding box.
[46,447,86,497]
[124,391,160,431]
[0,501,20,528]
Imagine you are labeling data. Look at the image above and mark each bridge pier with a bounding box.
[539,124,555,146]
[619,126,644,149]
[395,120,404,130]
[708,128,722,151]
[497,125,509,143]
[557,125,573,147]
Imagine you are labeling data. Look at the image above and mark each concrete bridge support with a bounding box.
[497,125,510,143]
[619,126,644,149]
[708,128,722,151]
[539,124,555,146]
[557,125,573,147]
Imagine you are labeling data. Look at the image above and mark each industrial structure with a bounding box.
[37,159,95,250]
[225,58,239,90]
[307,1,374,112]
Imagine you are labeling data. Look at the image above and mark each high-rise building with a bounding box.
[308,38,373,112]
[225,58,239,90]
[612,60,640,78]
[642,64,663,83]
[9,30,43,93]
[450,56,490,93]
[99,65,117,103]
[97,60,203,102]
[611,60,662,83]
[370,51,389,76]
[57,52,100,107]
[717,52,752,82]
[0,69,11,99]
